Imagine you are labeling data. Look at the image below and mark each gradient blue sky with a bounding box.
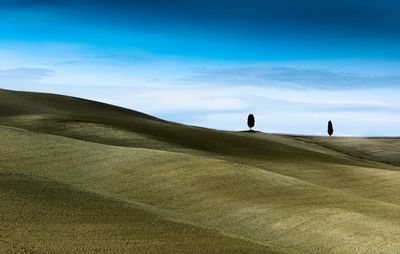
[1,0,400,136]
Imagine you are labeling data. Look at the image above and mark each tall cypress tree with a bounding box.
[247,114,255,130]
[328,120,334,137]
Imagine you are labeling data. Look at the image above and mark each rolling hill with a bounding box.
[1,88,400,253]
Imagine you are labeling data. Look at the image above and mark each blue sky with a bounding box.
[1,0,400,136]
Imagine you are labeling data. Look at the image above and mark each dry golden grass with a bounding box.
[297,136,400,166]
[0,172,274,254]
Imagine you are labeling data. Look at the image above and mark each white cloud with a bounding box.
[190,66,400,89]
[26,84,398,137]
[0,67,54,88]
[0,67,53,79]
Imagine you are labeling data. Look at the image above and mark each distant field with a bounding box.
[1,89,400,253]
[296,136,400,167]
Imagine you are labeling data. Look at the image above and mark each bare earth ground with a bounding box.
[1,88,400,253]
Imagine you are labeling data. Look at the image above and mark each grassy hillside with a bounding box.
[296,136,400,167]
[0,172,272,254]
[1,89,400,253]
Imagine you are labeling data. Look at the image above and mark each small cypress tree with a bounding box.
[247,114,255,130]
[328,120,334,137]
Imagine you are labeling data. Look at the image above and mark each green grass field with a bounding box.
[1,88,400,253]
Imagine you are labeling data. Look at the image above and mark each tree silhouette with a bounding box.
[247,114,255,130]
[327,120,334,137]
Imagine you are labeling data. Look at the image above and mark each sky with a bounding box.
[1,0,400,136]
